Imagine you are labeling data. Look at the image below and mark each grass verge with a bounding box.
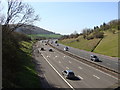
[59,31,118,57]
[14,41,41,88]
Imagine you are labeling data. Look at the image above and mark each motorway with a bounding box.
[50,40,118,72]
[33,41,118,89]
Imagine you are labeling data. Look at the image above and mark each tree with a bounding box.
[0,1,5,24]
[1,0,40,33]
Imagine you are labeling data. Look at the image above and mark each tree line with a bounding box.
[60,19,119,40]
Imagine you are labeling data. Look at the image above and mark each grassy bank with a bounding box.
[59,31,118,57]
[94,31,118,57]
[2,31,41,88]
[59,36,101,51]
[15,41,41,88]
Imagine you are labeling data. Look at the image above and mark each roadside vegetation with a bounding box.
[2,31,41,88]
[1,0,41,88]
[59,19,119,57]
[28,34,62,40]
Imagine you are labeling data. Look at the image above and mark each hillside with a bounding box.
[94,31,118,57]
[59,19,119,57]
[16,25,60,35]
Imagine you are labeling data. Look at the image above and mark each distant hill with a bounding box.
[15,25,60,35]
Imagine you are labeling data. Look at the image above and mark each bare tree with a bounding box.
[0,1,5,24]
[1,0,40,33]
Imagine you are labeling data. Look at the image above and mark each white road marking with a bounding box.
[59,61,61,63]
[78,67,83,69]
[41,54,75,89]
[55,56,58,57]
[78,75,83,79]
[37,62,41,65]
[93,75,100,79]
[66,67,69,69]
[64,56,66,57]
[47,56,49,57]
[53,47,118,80]
[69,61,71,63]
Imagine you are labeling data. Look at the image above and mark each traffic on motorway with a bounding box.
[34,40,118,88]
[48,39,118,73]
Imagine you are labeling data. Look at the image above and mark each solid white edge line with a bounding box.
[54,48,118,80]
[41,54,75,90]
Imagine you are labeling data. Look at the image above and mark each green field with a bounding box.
[94,31,118,57]
[28,34,62,39]
[59,31,118,57]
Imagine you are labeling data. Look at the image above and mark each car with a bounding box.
[64,47,69,51]
[56,44,59,46]
[49,48,53,52]
[41,47,44,51]
[55,41,58,43]
[51,41,53,44]
[45,43,47,45]
[62,70,75,79]
[90,55,99,62]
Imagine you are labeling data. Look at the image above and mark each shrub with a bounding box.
[93,32,104,38]
[86,36,94,40]
[76,39,80,42]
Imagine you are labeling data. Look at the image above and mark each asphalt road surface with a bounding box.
[33,41,118,89]
[49,40,118,72]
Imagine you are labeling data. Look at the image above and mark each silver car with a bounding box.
[62,70,75,79]
[90,55,99,62]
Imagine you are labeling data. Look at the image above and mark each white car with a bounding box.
[64,47,69,51]
[90,55,100,62]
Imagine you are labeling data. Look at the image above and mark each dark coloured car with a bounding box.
[49,48,53,52]
[41,47,44,51]
[56,44,59,46]
[62,70,75,79]
[90,55,100,62]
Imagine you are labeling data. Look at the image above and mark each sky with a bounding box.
[3,0,118,35]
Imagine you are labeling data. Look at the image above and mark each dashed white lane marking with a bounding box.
[47,56,49,57]
[93,75,100,79]
[55,56,58,57]
[64,56,66,57]
[66,67,69,69]
[69,61,71,63]
[41,54,75,89]
[78,67,83,69]
[78,75,83,79]
[59,61,61,63]
[53,46,118,80]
